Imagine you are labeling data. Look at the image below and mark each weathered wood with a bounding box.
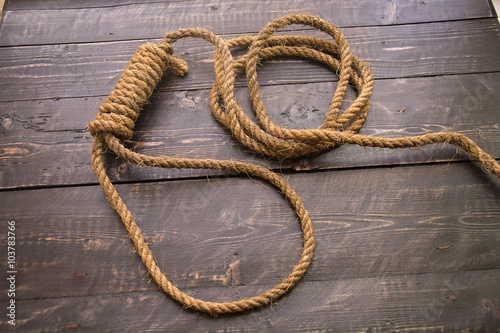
[0,163,498,331]
[0,163,498,300]
[1,73,499,189]
[1,269,499,332]
[0,0,495,46]
[1,2,499,332]
[3,0,188,11]
[1,18,499,102]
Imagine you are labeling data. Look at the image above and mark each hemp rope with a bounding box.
[88,14,500,315]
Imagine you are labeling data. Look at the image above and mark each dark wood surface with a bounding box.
[0,1,499,332]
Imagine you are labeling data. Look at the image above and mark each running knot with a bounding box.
[88,42,188,141]
[88,14,500,317]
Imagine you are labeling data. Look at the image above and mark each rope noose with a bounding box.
[87,14,500,315]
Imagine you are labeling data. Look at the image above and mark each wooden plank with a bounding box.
[0,162,498,300]
[4,0,494,22]
[1,2,498,332]
[0,0,495,46]
[1,270,499,332]
[0,163,499,330]
[1,73,499,189]
[3,0,191,11]
[1,18,500,103]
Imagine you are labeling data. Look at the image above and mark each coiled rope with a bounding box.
[88,14,500,315]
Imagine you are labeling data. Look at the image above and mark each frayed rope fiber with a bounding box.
[87,14,500,315]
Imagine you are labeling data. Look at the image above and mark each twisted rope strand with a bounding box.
[88,14,500,315]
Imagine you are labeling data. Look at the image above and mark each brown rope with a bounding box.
[87,14,500,315]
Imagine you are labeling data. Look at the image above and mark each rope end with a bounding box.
[171,57,188,76]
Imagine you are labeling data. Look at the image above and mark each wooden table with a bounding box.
[1,1,499,331]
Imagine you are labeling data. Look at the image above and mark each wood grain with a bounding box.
[3,0,191,11]
[0,163,498,331]
[1,1,499,331]
[1,73,499,189]
[1,269,499,332]
[0,162,498,299]
[0,0,494,46]
[1,18,499,102]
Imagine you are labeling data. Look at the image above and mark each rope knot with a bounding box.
[89,14,500,316]
[88,112,135,141]
[88,41,189,141]
[159,41,189,76]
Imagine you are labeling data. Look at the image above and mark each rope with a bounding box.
[87,14,500,315]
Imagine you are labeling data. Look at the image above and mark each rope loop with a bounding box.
[88,14,500,315]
